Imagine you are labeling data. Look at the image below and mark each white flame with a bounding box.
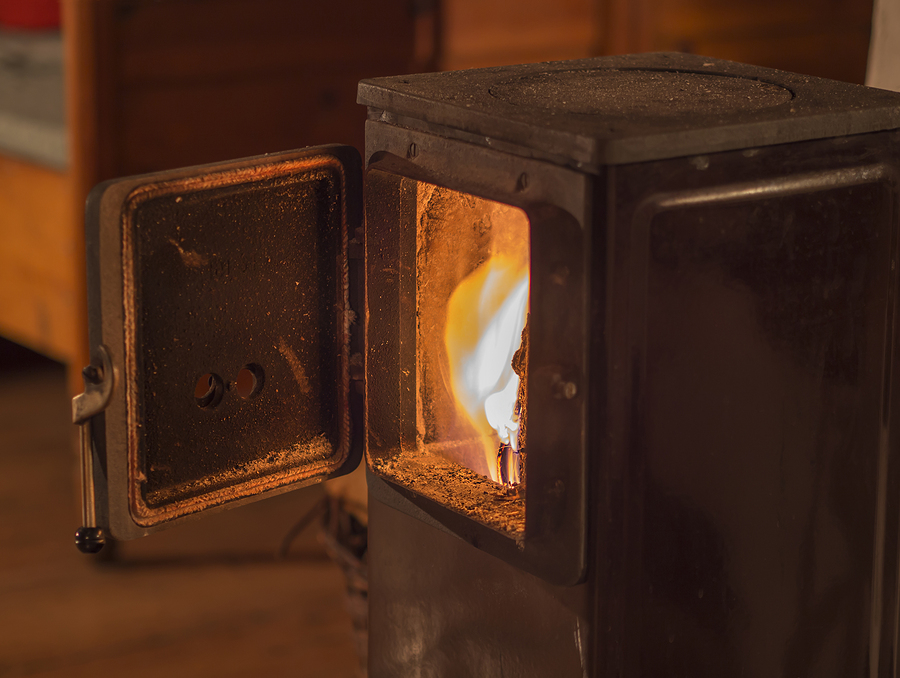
[446,256,529,482]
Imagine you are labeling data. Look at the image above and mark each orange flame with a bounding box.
[445,254,529,483]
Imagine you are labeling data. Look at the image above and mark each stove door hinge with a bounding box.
[71,345,114,554]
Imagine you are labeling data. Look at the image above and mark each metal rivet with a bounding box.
[82,364,103,384]
[551,373,577,400]
[407,143,418,159]
[516,173,529,191]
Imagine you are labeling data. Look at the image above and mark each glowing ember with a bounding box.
[445,254,529,484]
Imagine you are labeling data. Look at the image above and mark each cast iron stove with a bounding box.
[74,53,900,677]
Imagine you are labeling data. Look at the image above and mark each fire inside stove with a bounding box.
[417,182,530,487]
[367,174,531,537]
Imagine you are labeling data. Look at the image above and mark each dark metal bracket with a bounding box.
[72,344,114,425]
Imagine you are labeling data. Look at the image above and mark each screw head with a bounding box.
[516,173,529,191]
[82,365,103,384]
[407,143,418,159]
[551,374,577,400]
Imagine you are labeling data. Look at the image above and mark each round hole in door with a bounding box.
[235,364,264,399]
[194,372,224,408]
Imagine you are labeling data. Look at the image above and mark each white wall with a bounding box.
[868,0,900,89]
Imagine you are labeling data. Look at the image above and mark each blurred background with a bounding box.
[0,0,876,387]
[0,0,883,675]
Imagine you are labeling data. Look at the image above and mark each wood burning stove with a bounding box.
[74,53,900,676]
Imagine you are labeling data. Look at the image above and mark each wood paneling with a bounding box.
[0,155,76,364]
[99,0,417,174]
[115,0,416,77]
[602,0,873,83]
[442,0,599,70]
[116,69,370,174]
[442,0,872,84]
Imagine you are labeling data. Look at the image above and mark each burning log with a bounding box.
[507,314,529,485]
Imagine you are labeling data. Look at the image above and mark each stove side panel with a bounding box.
[606,131,900,678]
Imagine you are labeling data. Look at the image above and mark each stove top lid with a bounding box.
[358,53,900,168]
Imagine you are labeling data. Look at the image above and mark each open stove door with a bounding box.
[74,145,363,548]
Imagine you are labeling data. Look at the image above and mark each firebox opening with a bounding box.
[416,182,530,486]
[369,176,530,537]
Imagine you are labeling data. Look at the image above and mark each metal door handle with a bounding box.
[72,345,114,554]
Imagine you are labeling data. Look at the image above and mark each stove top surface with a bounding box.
[358,53,900,168]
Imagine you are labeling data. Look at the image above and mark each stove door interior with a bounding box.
[79,145,363,541]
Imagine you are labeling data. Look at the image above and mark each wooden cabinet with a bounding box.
[0,156,74,366]
[441,0,600,70]
[0,0,421,391]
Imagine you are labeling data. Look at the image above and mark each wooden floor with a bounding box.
[0,340,358,677]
